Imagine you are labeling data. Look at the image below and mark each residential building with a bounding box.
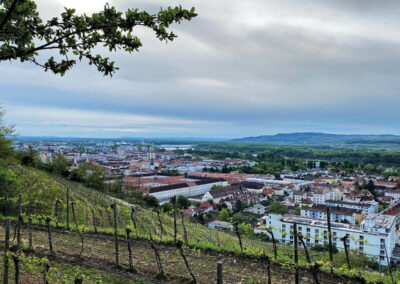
[256,213,397,264]
[300,204,364,225]
[324,200,378,215]
[385,190,400,202]
[146,177,227,202]
[245,204,267,215]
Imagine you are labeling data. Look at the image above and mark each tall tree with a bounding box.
[267,201,288,215]
[51,153,69,176]
[177,194,190,209]
[0,0,197,76]
[0,168,18,199]
[218,208,230,222]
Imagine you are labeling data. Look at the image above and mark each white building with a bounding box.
[256,213,397,264]
[300,204,364,225]
[292,188,334,205]
[385,190,400,202]
[324,200,378,215]
[149,180,228,202]
[245,204,267,215]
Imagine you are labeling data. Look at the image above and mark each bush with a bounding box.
[161,202,173,213]
[143,195,159,208]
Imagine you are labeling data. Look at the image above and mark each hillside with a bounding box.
[1,166,398,283]
[232,132,400,148]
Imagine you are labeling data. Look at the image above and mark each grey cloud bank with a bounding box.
[1,0,400,138]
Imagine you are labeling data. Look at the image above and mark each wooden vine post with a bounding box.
[3,196,7,217]
[16,193,22,248]
[297,232,319,284]
[45,217,53,253]
[126,228,136,272]
[112,201,119,267]
[150,233,165,279]
[340,235,351,270]
[326,207,334,273]
[13,253,19,284]
[91,209,97,233]
[293,222,299,284]
[217,261,223,284]
[71,200,78,230]
[130,206,137,229]
[28,217,33,250]
[233,222,244,261]
[267,228,277,260]
[66,187,70,230]
[176,240,197,284]
[181,212,188,245]
[173,196,177,243]
[3,218,10,284]
[260,253,271,284]
[43,261,50,284]
[156,208,164,239]
[55,199,61,229]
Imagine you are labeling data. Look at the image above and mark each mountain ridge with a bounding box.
[231,132,400,144]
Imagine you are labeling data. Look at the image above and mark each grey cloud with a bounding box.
[2,0,400,137]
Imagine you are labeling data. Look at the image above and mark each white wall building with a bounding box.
[385,190,400,202]
[245,204,267,215]
[255,213,397,264]
[324,200,378,215]
[292,188,334,205]
[149,180,228,202]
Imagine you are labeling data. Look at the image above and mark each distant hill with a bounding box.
[231,132,400,145]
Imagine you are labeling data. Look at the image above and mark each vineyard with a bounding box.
[1,165,399,283]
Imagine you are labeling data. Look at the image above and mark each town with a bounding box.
[15,138,400,269]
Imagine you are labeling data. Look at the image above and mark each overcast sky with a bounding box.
[2,0,400,138]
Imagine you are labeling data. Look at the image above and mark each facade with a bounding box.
[292,188,334,205]
[385,190,400,202]
[300,204,364,225]
[256,213,397,264]
[149,180,228,201]
[202,185,256,203]
[324,200,378,215]
[245,204,267,215]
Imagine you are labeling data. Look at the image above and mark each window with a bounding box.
[307,228,310,232]
[315,240,319,244]
[380,250,385,255]
[282,224,286,229]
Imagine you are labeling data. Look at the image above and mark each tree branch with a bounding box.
[0,0,19,31]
